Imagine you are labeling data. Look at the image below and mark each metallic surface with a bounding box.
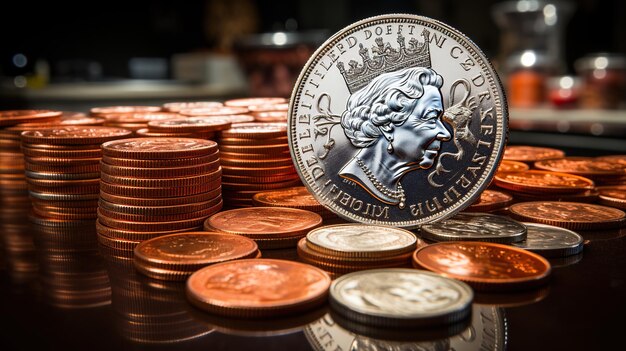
[419,213,527,243]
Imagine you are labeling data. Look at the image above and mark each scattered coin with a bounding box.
[419,213,527,243]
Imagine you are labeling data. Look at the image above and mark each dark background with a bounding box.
[1,0,624,80]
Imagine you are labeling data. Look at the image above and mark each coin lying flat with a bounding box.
[186,259,331,318]
[413,242,551,291]
[503,146,565,163]
[509,201,626,230]
[420,212,527,243]
[464,189,513,212]
[497,160,530,172]
[534,157,626,180]
[289,14,507,228]
[512,223,584,258]
[597,185,626,209]
[494,170,594,194]
[329,269,473,327]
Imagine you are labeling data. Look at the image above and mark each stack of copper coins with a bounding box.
[132,232,260,281]
[162,101,223,112]
[97,138,223,257]
[32,220,111,309]
[224,97,288,123]
[218,123,300,207]
[297,224,420,279]
[252,186,336,219]
[103,112,182,134]
[21,127,132,221]
[101,253,212,344]
[140,117,232,140]
[204,207,322,250]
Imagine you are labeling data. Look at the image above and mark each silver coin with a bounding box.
[289,14,507,228]
[304,305,506,351]
[512,222,584,258]
[419,212,527,243]
[329,268,473,327]
[307,223,417,257]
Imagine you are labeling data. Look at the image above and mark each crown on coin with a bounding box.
[337,29,432,94]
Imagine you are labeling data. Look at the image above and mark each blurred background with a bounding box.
[1,0,625,152]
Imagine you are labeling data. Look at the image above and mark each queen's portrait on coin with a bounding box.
[338,66,451,209]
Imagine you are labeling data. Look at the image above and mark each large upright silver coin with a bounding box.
[289,14,507,228]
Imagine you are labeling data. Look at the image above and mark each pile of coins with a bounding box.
[218,123,300,207]
[103,112,182,134]
[133,232,260,281]
[223,97,288,122]
[142,116,232,140]
[21,126,132,221]
[252,186,336,219]
[97,138,223,256]
[297,224,420,278]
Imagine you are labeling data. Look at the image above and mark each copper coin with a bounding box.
[0,110,62,127]
[511,189,599,203]
[148,117,231,133]
[24,156,101,167]
[101,138,218,159]
[96,220,195,241]
[249,102,289,113]
[21,146,102,159]
[20,127,132,145]
[597,185,626,209]
[97,206,219,232]
[12,116,105,128]
[186,259,330,318]
[99,178,220,198]
[135,128,216,139]
[100,168,220,187]
[465,189,513,212]
[497,160,530,173]
[596,155,626,167]
[102,112,181,123]
[222,180,302,191]
[220,122,287,139]
[205,207,322,238]
[25,162,100,174]
[99,187,221,207]
[509,201,626,230]
[218,144,289,155]
[494,170,594,194]
[100,159,219,178]
[134,232,258,271]
[163,101,223,112]
[90,106,162,117]
[413,242,551,291]
[221,173,300,184]
[179,106,249,117]
[101,151,218,168]
[534,157,626,180]
[25,170,100,181]
[219,136,288,146]
[224,97,287,108]
[220,157,293,168]
[98,205,219,222]
[253,111,288,122]
[221,165,295,177]
[252,186,324,212]
[504,146,565,162]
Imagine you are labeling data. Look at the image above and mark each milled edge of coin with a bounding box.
[328,268,473,327]
[287,13,508,228]
[419,213,527,244]
[512,222,584,258]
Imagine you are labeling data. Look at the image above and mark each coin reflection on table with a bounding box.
[304,305,506,350]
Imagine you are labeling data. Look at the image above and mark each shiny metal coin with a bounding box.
[420,213,527,243]
[289,14,507,228]
[513,222,584,258]
[329,268,473,327]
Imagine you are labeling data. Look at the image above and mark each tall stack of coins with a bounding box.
[133,232,260,281]
[297,224,421,278]
[32,221,111,309]
[142,117,231,140]
[204,207,322,250]
[21,127,132,221]
[218,123,300,207]
[102,112,182,134]
[97,138,223,256]
[252,186,336,219]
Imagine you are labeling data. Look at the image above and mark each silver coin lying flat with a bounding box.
[289,14,507,228]
[306,223,418,258]
[329,268,473,327]
[419,212,527,243]
[513,222,584,258]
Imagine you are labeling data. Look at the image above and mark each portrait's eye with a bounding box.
[421,109,441,122]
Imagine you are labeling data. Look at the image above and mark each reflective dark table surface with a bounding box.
[1,215,625,351]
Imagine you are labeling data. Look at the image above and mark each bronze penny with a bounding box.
[99,178,220,198]
[100,168,221,187]
[147,117,232,133]
[20,127,132,145]
[163,101,223,112]
[12,116,105,128]
[100,159,220,178]
[134,232,259,271]
[534,157,626,180]
[252,186,325,212]
[219,136,288,146]
[186,259,330,317]
[179,106,249,117]
[509,201,626,230]
[102,112,181,123]
[224,97,287,108]
[0,110,62,127]
[101,138,218,159]
[413,241,551,291]
[597,185,626,209]
[494,170,594,194]
[596,155,626,167]
[90,106,162,117]
[99,187,221,207]
[101,152,218,168]
[21,146,102,159]
[497,160,530,173]
[465,189,513,212]
[253,111,288,123]
[220,122,287,139]
[135,128,216,139]
[205,207,322,238]
[504,146,565,163]
[249,102,289,113]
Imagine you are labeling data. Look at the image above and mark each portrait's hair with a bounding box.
[341,67,443,148]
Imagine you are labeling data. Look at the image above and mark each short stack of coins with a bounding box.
[142,116,232,140]
[97,138,223,256]
[252,186,336,219]
[297,224,420,279]
[21,126,132,221]
[218,123,300,207]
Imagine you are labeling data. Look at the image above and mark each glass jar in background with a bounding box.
[547,75,580,108]
[505,50,550,108]
[575,53,626,109]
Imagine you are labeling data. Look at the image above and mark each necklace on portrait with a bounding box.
[355,157,406,209]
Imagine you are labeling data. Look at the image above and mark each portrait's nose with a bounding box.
[435,119,452,141]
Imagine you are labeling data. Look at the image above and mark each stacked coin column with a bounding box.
[218,123,301,208]
[20,127,133,222]
[97,138,222,257]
